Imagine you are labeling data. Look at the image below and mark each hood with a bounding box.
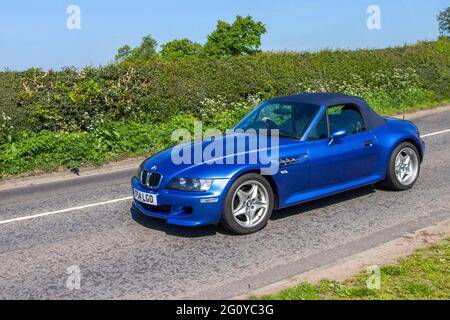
[142,133,299,184]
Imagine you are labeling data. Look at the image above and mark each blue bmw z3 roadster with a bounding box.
[131,93,425,234]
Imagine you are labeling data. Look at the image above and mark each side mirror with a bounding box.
[329,129,348,145]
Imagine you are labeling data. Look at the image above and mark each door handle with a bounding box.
[362,140,374,147]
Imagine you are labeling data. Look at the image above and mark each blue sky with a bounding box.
[0,0,447,70]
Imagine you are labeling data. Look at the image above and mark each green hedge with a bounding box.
[0,115,196,175]
[0,106,252,176]
[1,38,449,140]
[0,39,449,176]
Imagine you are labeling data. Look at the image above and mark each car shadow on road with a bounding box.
[131,185,384,237]
[271,186,377,221]
[130,204,235,238]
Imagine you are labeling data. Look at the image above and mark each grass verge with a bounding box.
[251,238,450,300]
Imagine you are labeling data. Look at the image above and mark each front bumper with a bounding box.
[131,177,229,226]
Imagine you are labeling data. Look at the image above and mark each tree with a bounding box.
[202,15,267,57]
[437,7,450,35]
[115,35,158,62]
[133,35,158,59]
[115,44,132,62]
[160,38,202,59]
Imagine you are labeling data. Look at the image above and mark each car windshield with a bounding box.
[234,102,321,139]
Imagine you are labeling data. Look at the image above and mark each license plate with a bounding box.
[133,189,158,206]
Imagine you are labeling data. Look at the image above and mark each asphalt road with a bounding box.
[0,108,449,299]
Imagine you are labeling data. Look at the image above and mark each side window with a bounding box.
[307,113,328,141]
[328,105,366,135]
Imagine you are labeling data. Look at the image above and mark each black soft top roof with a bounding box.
[268,92,386,130]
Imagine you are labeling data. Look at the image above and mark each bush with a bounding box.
[1,38,448,141]
[0,39,448,176]
[0,95,260,176]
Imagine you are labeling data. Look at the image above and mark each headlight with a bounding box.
[136,162,144,179]
[167,178,213,192]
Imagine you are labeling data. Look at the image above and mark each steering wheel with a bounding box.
[260,117,279,130]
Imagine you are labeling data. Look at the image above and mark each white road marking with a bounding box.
[0,128,449,227]
[421,129,450,138]
[0,196,132,225]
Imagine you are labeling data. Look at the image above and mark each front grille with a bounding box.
[141,170,162,188]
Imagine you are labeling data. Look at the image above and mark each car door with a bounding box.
[306,105,378,189]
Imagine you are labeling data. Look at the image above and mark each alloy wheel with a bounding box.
[394,147,419,186]
[232,180,270,228]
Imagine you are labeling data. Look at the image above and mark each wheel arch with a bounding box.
[393,137,424,163]
[229,169,280,209]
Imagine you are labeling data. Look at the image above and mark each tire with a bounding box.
[382,142,421,191]
[220,173,274,235]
